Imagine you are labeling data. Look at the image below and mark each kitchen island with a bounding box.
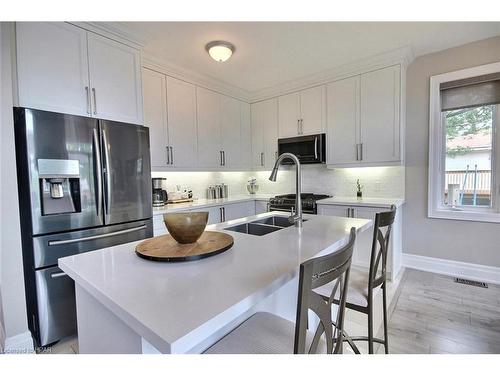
[59,212,372,354]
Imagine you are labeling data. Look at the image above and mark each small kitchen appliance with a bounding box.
[152,178,168,207]
[277,134,326,164]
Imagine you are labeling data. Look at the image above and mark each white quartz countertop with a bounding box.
[152,194,273,216]
[317,196,405,208]
[152,194,404,216]
[59,211,371,353]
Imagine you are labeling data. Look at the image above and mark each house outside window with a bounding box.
[428,62,500,222]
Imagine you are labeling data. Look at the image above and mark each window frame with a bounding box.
[428,61,500,223]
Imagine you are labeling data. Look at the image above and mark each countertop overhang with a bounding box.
[59,211,372,353]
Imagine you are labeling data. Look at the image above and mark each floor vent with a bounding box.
[454,278,488,288]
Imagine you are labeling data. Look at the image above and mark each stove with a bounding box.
[268,193,331,214]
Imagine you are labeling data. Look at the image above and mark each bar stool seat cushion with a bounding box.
[204,312,327,354]
[315,267,381,308]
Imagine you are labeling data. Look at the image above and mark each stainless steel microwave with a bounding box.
[278,134,326,164]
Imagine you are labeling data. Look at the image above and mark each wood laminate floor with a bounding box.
[384,269,500,354]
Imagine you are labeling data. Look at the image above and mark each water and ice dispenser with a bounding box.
[38,159,82,216]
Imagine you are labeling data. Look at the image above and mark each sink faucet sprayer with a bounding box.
[269,152,303,227]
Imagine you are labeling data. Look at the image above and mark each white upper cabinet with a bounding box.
[142,68,168,167]
[16,22,90,116]
[251,98,278,169]
[326,65,402,167]
[87,32,143,124]
[278,92,300,138]
[220,95,242,168]
[16,22,143,124]
[360,65,401,164]
[196,87,250,169]
[251,102,265,169]
[196,87,222,168]
[239,102,252,169]
[326,76,360,165]
[166,77,198,168]
[300,86,326,135]
[278,86,325,138]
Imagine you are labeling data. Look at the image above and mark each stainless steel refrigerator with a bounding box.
[14,107,153,347]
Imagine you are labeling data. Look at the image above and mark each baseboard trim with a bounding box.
[3,331,34,354]
[403,253,500,285]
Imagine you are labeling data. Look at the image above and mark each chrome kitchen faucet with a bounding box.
[269,152,303,227]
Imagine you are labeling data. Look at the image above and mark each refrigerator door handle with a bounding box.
[92,128,103,219]
[101,128,112,220]
[50,272,68,279]
[48,225,148,246]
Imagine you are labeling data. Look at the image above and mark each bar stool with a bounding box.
[316,205,396,354]
[204,228,356,354]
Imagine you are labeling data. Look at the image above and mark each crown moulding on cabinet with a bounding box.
[91,21,414,104]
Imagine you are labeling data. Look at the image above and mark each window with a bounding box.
[429,62,500,222]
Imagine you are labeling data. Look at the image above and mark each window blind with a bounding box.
[440,72,500,111]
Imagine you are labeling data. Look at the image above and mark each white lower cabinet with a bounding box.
[203,206,224,225]
[255,200,269,214]
[224,201,255,221]
[153,201,257,236]
[317,204,402,280]
[153,214,168,236]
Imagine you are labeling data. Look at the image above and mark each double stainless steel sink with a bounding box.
[224,215,307,236]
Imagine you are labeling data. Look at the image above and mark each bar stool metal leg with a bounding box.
[382,284,389,354]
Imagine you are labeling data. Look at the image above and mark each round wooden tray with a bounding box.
[135,231,234,262]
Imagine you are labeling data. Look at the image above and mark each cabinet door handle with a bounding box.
[170,146,174,165]
[300,119,304,134]
[166,146,170,165]
[92,88,97,115]
[360,143,363,161]
[220,151,223,166]
[297,119,300,135]
[260,152,264,166]
[223,151,226,166]
[85,86,91,114]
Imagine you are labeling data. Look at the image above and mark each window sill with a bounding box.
[429,208,500,223]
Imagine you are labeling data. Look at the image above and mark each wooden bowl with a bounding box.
[163,212,209,244]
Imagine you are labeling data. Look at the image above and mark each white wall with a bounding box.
[0,22,31,351]
[405,35,500,268]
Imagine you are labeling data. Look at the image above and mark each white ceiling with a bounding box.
[112,22,500,95]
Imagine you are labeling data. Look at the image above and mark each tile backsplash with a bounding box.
[152,165,404,200]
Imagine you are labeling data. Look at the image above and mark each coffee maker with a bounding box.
[152,178,168,207]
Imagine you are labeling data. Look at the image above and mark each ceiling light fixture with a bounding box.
[205,41,235,62]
